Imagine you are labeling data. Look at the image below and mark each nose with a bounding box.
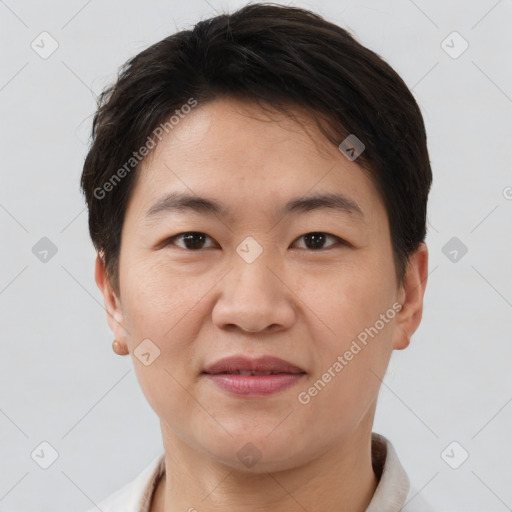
[212,253,296,334]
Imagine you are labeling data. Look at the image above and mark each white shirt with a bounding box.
[83,433,434,512]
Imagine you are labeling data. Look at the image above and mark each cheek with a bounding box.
[120,256,205,338]
[299,256,393,341]
[295,256,395,411]
[121,264,203,415]
[130,358,202,442]
[298,323,393,436]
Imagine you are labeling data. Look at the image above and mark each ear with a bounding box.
[94,253,127,341]
[392,242,429,350]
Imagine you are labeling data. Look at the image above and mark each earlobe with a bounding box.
[112,339,130,356]
[94,253,126,341]
[392,243,429,350]
[396,328,410,350]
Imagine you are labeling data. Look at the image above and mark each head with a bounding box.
[83,2,431,472]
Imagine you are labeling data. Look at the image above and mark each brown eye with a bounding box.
[165,232,216,250]
[293,232,344,250]
[162,231,347,251]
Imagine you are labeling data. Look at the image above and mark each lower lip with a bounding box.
[204,373,306,396]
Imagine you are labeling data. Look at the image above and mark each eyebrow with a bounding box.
[145,191,365,223]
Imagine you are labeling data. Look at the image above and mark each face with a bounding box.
[97,97,427,473]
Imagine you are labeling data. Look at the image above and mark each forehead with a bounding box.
[143,97,339,167]
[127,97,386,227]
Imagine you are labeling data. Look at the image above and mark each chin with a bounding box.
[199,430,314,474]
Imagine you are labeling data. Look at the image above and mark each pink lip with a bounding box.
[203,355,306,397]
[205,373,305,396]
[203,355,305,374]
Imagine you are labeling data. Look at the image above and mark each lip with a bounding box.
[203,355,306,375]
[202,355,307,397]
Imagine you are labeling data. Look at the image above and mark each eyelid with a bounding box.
[160,231,350,250]
[292,232,345,250]
[160,232,217,250]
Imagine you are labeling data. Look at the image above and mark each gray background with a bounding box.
[1,0,511,510]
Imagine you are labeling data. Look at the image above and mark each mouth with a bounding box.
[208,370,299,375]
[203,355,306,375]
[202,355,306,396]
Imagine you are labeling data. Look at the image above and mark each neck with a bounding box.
[151,423,379,512]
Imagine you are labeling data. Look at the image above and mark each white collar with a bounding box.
[86,433,430,512]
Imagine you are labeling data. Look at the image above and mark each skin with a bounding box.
[95,96,428,512]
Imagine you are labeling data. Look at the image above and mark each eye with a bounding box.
[164,232,217,250]
[292,232,346,250]
[161,231,348,251]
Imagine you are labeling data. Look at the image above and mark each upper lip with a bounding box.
[203,355,306,374]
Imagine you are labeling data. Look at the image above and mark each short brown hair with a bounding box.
[81,2,432,293]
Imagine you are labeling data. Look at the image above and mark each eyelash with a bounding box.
[161,231,349,251]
